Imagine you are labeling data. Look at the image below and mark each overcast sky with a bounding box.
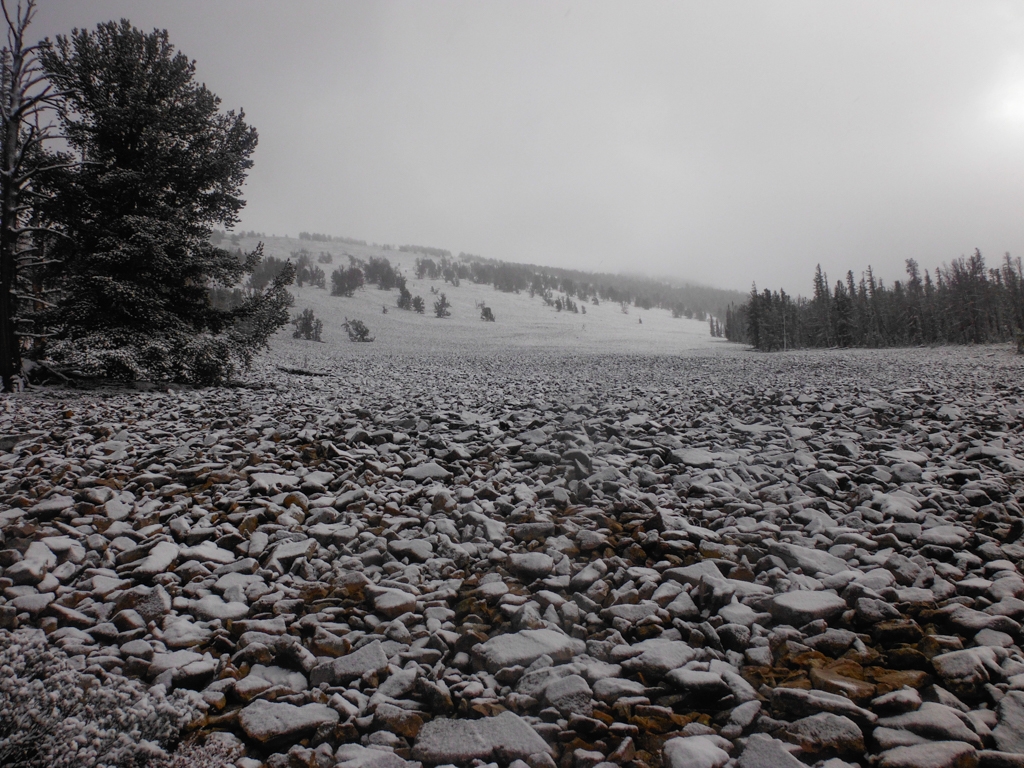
[32,1,1024,293]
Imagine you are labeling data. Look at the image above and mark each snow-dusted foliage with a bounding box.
[0,628,221,768]
[45,259,294,384]
[46,331,235,384]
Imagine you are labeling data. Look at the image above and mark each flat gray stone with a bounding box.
[785,713,864,756]
[508,552,555,580]
[190,594,249,622]
[592,677,646,703]
[475,628,585,674]
[877,741,978,768]
[238,699,338,743]
[373,589,418,618]
[310,639,389,686]
[669,448,717,468]
[5,542,55,584]
[115,584,172,623]
[266,538,316,571]
[28,495,74,517]
[917,526,969,548]
[10,592,54,616]
[975,751,1024,768]
[133,541,180,576]
[103,497,132,521]
[737,734,805,768]
[389,539,433,562]
[931,647,997,690]
[149,649,204,678]
[994,690,1024,753]
[665,669,731,698]
[402,462,452,482]
[412,710,551,763]
[602,602,659,624]
[664,561,723,586]
[335,744,415,768]
[881,450,930,465]
[772,687,877,723]
[214,571,262,594]
[543,674,593,717]
[891,463,923,483]
[519,428,549,444]
[162,617,212,648]
[768,542,848,576]
[620,639,699,679]
[249,472,300,492]
[178,540,235,565]
[663,735,730,768]
[878,703,982,747]
[771,591,847,626]
[120,639,154,660]
[246,664,308,693]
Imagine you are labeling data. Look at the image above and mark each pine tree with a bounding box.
[810,264,832,346]
[1000,255,1024,352]
[38,20,289,383]
[903,259,924,344]
[433,292,451,318]
[291,308,322,342]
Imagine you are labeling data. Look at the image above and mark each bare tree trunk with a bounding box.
[0,3,27,389]
[0,0,54,390]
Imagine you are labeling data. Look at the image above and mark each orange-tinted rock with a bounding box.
[810,667,877,704]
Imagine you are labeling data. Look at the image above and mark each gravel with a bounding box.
[0,346,1022,768]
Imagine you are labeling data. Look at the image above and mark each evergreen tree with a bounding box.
[38,20,289,382]
[331,265,364,296]
[433,292,451,318]
[291,307,322,341]
[1000,254,1024,351]
[728,250,1024,352]
[904,258,924,344]
[397,283,412,310]
[810,264,832,346]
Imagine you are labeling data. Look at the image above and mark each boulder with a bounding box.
[771,591,847,626]
[475,629,585,674]
[412,711,552,763]
[663,736,730,768]
[238,699,338,744]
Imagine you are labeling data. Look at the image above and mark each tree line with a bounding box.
[0,2,294,389]
[405,252,745,323]
[725,251,1024,353]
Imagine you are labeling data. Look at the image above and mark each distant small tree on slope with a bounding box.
[331,265,364,296]
[292,308,323,341]
[343,317,373,342]
[434,292,451,318]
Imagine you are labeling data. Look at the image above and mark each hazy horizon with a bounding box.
[33,1,1024,294]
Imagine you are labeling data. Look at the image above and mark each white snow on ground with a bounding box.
[248,236,730,365]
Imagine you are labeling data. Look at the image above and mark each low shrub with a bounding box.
[343,318,373,342]
[0,628,230,767]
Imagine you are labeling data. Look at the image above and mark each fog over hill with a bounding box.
[212,232,747,359]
